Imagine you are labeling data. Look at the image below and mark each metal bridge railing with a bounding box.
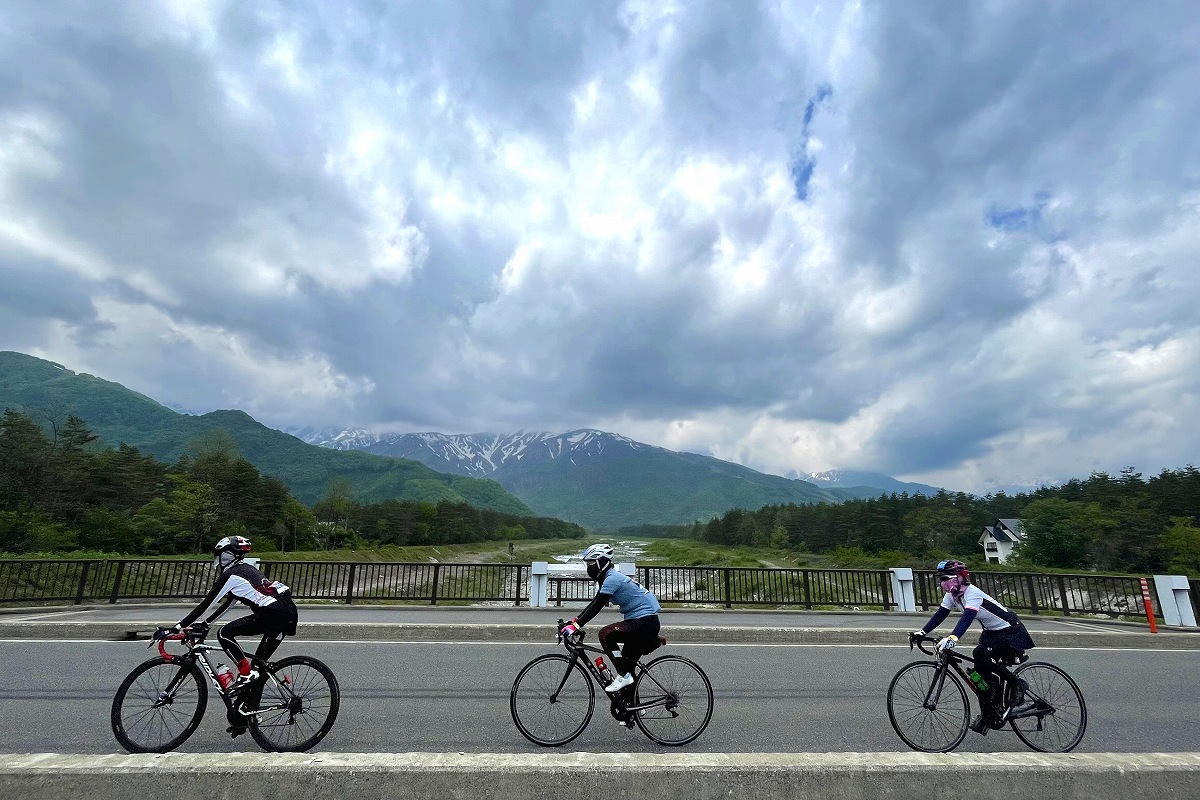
[0,559,1188,621]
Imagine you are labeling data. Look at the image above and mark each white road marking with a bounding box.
[0,639,1192,653]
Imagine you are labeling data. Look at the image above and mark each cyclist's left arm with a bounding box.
[202,595,235,625]
[919,606,950,634]
[176,575,233,630]
[950,608,978,638]
[575,591,613,627]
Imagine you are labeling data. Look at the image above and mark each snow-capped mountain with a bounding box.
[801,469,943,497]
[294,427,840,530]
[299,429,648,478]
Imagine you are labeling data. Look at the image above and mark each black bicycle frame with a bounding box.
[923,652,976,711]
[155,637,291,717]
[557,636,678,716]
[925,650,1047,724]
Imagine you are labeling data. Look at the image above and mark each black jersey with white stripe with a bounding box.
[178,562,290,628]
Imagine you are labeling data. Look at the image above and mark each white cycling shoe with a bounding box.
[605,672,635,693]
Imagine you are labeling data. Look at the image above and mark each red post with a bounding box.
[1139,577,1158,633]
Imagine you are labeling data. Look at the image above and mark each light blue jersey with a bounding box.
[599,570,660,620]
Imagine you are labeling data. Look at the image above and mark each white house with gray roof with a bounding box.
[979,518,1025,564]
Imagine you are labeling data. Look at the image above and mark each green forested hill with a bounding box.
[493,446,842,530]
[0,351,529,514]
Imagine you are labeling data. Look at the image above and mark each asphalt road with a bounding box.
[0,602,1168,635]
[1,637,1196,755]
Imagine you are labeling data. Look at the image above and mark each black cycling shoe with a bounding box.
[226,725,247,739]
[969,715,991,735]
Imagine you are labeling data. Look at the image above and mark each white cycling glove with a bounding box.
[936,635,958,652]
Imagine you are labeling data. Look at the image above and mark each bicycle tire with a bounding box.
[1008,662,1087,752]
[887,661,970,752]
[510,654,595,746]
[111,656,208,753]
[632,655,714,746]
[248,655,341,752]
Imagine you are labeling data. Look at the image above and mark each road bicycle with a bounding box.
[111,622,339,753]
[510,620,714,746]
[887,634,1087,753]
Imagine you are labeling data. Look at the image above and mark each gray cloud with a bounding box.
[1,0,1198,494]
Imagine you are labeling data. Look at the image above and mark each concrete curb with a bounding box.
[0,620,1196,648]
[3,752,1198,800]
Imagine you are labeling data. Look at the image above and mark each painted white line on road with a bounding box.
[1,638,1193,654]
[1051,619,1142,632]
[0,610,97,622]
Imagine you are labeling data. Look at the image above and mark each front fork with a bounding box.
[923,660,953,711]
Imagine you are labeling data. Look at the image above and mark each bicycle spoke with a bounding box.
[111,658,207,753]
[510,654,594,747]
[1009,663,1087,752]
[249,656,340,752]
[887,662,968,752]
[633,656,713,746]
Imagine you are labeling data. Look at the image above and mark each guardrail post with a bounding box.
[888,568,915,612]
[1056,575,1071,616]
[514,565,524,607]
[1152,575,1197,627]
[529,562,548,608]
[722,568,732,609]
[345,564,357,605]
[108,560,126,604]
[430,564,441,605]
[74,561,93,605]
[1026,574,1040,615]
[802,570,812,610]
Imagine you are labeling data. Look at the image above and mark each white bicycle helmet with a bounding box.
[581,543,614,561]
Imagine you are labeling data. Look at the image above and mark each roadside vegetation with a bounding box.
[4,408,1199,576]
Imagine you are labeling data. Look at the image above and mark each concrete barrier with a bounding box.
[0,619,1198,649]
[2,752,1198,800]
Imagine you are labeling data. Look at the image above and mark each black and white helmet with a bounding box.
[213,535,251,568]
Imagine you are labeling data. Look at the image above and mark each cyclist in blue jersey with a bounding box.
[558,543,662,695]
[912,559,1036,733]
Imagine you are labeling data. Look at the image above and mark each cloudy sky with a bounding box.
[2,1,1198,494]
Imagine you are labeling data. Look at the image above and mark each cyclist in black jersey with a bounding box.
[169,535,297,737]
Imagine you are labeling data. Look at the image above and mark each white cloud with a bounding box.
[1,0,1198,495]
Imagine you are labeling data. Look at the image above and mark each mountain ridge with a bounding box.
[801,468,943,497]
[292,427,929,529]
[0,351,531,515]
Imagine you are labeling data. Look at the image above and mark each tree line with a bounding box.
[0,409,585,556]
[663,466,1200,575]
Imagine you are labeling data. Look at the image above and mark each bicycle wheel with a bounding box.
[887,661,970,752]
[1008,662,1087,752]
[632,655,714,746]
[111,657,208,753]
[248,655,340,752]
[510,654,595,746]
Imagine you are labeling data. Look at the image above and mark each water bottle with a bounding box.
[215,663,235,691]
[594,656,614,686]
[967,670,989,692]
